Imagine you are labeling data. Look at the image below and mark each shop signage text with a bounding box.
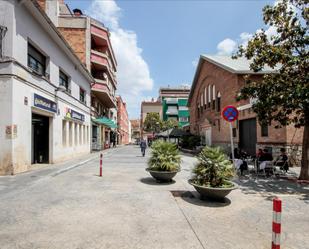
[33,94,57,113]
[65,108,85,122]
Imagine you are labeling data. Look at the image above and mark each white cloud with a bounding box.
[217,38,237,55]
[87,0,153,118]
[192,58,198,67]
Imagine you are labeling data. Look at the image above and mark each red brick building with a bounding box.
[188,55,303,161]
[117,96,129,145]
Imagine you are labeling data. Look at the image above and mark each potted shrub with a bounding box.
[146,140,181,182]
[189,146,237,200]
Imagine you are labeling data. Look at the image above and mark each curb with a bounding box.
[52,154,100,177]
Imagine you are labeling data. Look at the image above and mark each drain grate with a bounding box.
[170,190,194,198]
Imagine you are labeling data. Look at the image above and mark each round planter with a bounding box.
[188,179,237,200]
[146,168,179,182]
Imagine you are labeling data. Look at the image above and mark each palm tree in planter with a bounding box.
[146,140,181,182]
[189,146,237,200]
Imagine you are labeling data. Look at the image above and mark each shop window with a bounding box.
[79,124,82,145]
[69,122,73,147]
[62,120,67,146]
[218,119,220,131]
[59,70,70,93]
[75,123,78,145]
[261,123,269,137]
[86,126,89,143]
[83,125,86,144]
[80,88,86,104]
[28,43,46,76]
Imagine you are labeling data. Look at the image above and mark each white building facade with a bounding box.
[0,0,93,175]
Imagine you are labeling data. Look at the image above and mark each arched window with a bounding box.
[212,85,216,110]
[204,87,207,109]
[216,91,221,112]
[208,85,211,108]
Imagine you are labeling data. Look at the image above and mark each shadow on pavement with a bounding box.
[140,177,176,185]
[235,175,309,202]
[171,190,231,207]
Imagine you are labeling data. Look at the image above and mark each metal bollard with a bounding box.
[99,153,103,177]
[272,198,282,249]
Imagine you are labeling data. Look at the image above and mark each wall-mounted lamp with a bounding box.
[55,85,66,93]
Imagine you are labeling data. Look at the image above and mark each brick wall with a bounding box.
[189,58,303,161]
[58,27,86,65]
[117,97,129,145]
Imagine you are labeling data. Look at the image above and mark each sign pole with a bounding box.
[229,122,235,167]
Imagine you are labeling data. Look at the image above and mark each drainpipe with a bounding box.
[0,25,8,58]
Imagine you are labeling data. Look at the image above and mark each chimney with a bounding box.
[73,8,83,16]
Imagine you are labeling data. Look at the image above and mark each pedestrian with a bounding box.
[140,138,147,157]
[275,148,289,172]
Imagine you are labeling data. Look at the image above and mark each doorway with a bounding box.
[239,118,257,156]
[32,113,49,164]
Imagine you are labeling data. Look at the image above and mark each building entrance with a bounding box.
[239,118,257,156]
[32,113,49,164]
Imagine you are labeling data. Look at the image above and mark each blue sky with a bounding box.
[66,0,274,119]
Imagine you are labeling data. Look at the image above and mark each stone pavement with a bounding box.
[0,145,308,249]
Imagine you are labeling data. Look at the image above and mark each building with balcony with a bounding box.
[37,0,118,151]
[116,96,129,145]
[188,55,303,159]
[140,99,162,139]
[0,0,93,175]
[159,87,191,128]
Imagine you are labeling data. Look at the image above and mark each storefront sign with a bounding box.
[65,108,85,122]
[33,94,57,113]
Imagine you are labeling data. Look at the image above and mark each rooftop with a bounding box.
[201,55,278,74]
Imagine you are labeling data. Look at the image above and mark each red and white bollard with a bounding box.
[99,153,103,177]
[272,198,282,249]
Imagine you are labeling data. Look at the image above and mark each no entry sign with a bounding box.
[222,105,239,122]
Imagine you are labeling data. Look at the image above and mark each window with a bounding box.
[212,85,216,110]
[28,43,46,76]
[59,70,70,92]
[74,123,78,145]
[208,85,211,108]
[62,120,67,146]
[69,122,73,146]
[80,87,86,103]
[216,92,221,112]
[204,88,207,109]
[261,123,269,137]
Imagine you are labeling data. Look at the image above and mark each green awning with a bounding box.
[94,117,118,128]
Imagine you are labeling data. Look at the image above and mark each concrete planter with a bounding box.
[188,179,237,200]
[146,168,179,182]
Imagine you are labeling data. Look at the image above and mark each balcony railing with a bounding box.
[165,98,178,104]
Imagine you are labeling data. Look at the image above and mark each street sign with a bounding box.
[222,105,239,169]
[222,105,239,122]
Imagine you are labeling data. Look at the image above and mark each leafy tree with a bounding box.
[234,0,309,180]
[143,112,161,133]
[161,119,178,131]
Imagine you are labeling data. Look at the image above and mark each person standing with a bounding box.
[140,138,147,157]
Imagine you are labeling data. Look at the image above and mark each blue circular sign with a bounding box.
[222,105,239,122]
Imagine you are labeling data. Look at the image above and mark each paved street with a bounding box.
[0,145,308,249]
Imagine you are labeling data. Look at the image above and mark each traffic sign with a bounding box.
[222,105,239,122]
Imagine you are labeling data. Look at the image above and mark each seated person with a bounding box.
[258,148,273,170]
[275,148,289,172]
[230,148,248,176]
